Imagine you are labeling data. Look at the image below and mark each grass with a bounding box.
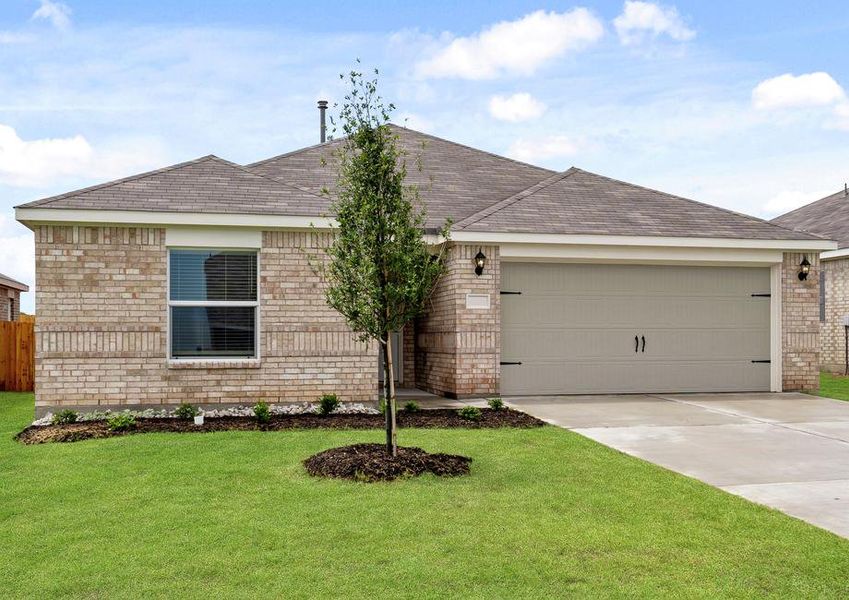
[2,392,849,598]
[816,372,849,402]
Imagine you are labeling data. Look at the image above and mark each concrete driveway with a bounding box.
[507,392,849,539]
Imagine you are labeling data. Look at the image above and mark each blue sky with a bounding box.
[2,0,849,313]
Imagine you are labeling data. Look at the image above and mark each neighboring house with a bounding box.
[773,187,849,373]
[0,273,28,322]
[15,120,834,415]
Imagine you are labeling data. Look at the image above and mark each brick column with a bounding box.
[821,257,849,373]
[415,243,500,398]
[781,252,820,390]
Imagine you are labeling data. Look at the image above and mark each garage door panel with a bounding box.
[505,296,770,329]
[501,263,771,395]
[502,328,770,362]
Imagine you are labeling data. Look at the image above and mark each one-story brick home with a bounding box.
[773,187,849,373]
[0,273,28,321]
[16,123,835,415]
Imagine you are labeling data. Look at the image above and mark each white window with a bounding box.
[168,249,258,359]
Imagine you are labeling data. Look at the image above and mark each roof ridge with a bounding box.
[454,168,578,230]
[384,124,557,175]
[246,123,557,176]
[212,156,329,201]
[566,168,830,241]
[16,155,220,209]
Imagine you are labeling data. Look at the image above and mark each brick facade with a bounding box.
[781,252,821,391]
[415,244,500,398]
[33,225,376,415]
[820,256,849,374]
[1,287,21,321]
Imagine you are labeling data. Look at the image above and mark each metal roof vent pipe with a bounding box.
[318,100,328,143]
[844,182,847,197]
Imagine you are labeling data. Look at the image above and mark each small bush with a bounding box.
[403,401,420,412]
[378,398,386,416]
[52,409,78,425]
[318,394,340,416]
[107,413,136,432]
[458,406,482,421]
[174,402,199,419]
[253,401,271,423]
[487,397,504,411]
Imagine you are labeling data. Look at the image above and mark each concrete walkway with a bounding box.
[507,392,849,539]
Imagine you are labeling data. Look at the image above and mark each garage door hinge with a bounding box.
[500,361,522,365]
[751,293,771,297]
[751,360,771,364]
[500,291,522,295]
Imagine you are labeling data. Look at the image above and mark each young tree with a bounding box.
[319,67,449,456]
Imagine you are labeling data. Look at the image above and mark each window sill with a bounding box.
[167,359,261,370]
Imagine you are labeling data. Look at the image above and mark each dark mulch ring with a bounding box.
[15,408,544,445]
[304,443,472,482]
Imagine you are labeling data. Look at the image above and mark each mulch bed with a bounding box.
[15,408,544,445]
[303,443,472,482]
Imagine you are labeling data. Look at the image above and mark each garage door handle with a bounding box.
[641,336,646,353]
[635,336,639,353]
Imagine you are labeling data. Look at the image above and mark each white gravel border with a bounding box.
[33,402,379,427]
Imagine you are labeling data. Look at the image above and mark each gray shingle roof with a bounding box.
[456,168,823,241]
[18,155,329,216]
[248,124,555,229]
[17,125,821,242]
[771,189,849,248]
[0,273,29,292]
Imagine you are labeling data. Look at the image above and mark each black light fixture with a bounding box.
[798,256,811,281]
[474,248,486,276]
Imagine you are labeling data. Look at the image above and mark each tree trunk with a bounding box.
[382,334,398,456]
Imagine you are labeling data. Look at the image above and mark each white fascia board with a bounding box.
[450,230,836,251]
[500,243,784,265]
[821,248,849,261]
[15,207,336,230]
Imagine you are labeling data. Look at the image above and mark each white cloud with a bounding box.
[415,9,604,80]
[614,1,695,46]
[832,102,849,131]
[507,135,580,164]
[752,72,846,110]
[488,93,546,122]
[0,124,165,187]
[0,32,35,44]
[32,0,72,31]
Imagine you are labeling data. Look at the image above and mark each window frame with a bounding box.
[166,246,261,362]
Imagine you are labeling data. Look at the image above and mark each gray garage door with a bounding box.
[500,263,771,395]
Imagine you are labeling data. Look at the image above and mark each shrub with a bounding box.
[52,409,78,425]
[378,398,386,416]
[403,401,420,412]
[107,413,136,432]
[487,397,504,411]
[318,394,340,416]
[253,401,271,423]
[174,402,199,419]
[458,406,482,421]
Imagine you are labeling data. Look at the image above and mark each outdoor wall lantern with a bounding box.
[798,256,811,281]
[474,248,487,276]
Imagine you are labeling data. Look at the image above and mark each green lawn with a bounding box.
[2,393,848,598]
[817,372,849,402]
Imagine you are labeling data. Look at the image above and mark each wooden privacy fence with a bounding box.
[0,321,35,392]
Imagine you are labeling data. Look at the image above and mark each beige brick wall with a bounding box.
[415,244,499,398]
[33,226,376,415]
[1,287,20,321]
[821,256,849,374]
[782,252,821,391]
